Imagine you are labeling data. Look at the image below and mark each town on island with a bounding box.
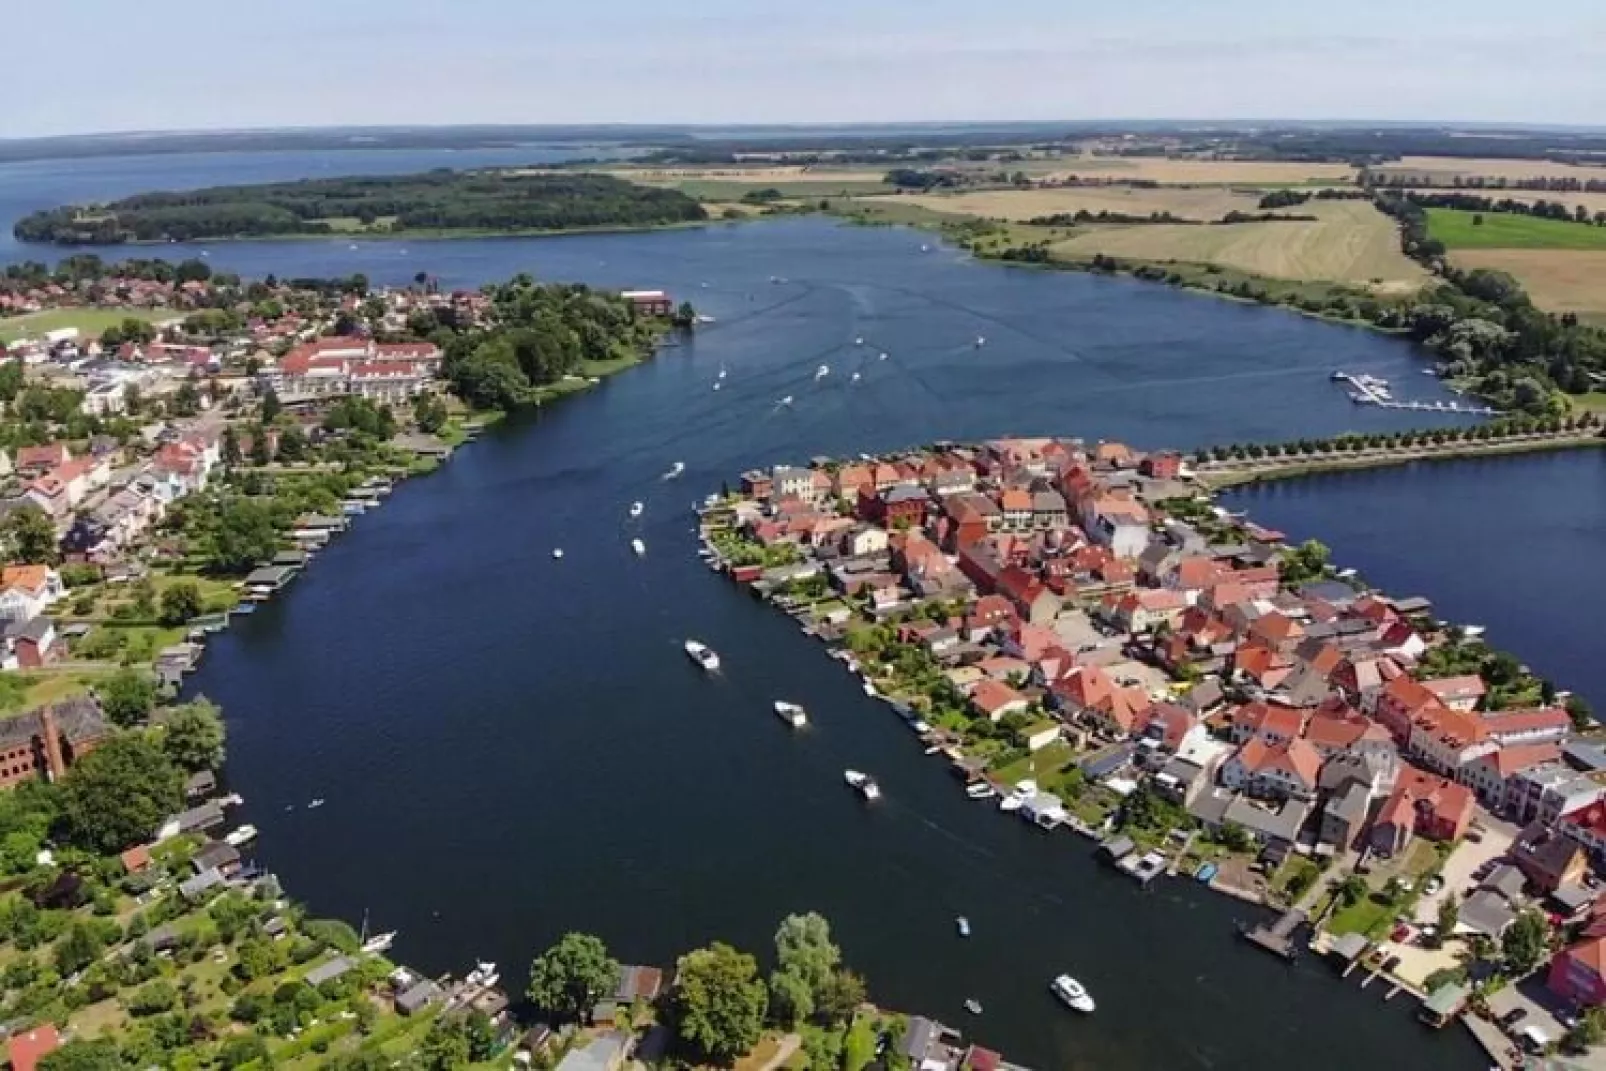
[0,247,1603,1071]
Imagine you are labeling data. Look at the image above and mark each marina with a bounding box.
[1331,371,1500,416]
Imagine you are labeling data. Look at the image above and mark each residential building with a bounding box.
[1549,936,1606,1007]
[0,699,109,788]
[1219,737,1323,801]
[1369,768,1474,857]
[0,565,64,624]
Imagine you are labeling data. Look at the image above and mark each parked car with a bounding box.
[1501,1008,1529,1029]
[1425,876,1445,895]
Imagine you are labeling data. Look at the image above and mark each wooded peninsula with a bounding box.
[11,171,708,245]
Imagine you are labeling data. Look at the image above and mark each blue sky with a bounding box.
[11,0,1605,137]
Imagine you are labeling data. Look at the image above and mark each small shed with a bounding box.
[1100,835,1136,862]
[1327,932,1370,967]
[304,955,357,987]
[1419,982,1469,1027]
[395,978,442,1016]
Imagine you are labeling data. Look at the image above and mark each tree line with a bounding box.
[1399,190,1606,228]
[14,172,707,245]
[1194,413,1600,464]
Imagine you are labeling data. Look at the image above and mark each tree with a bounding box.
[1502,909,1550,975]
[172,380,201,417]
[420,1016,471,1071]
[208,498,279,574]
[248,425,272,466]
[261,388,282,424]
[54,921,105,975]
[1337,874,1368,907]
[221,426,243,467]
[158,581,204,626]
[216,1034,271,1069]
[99,668,157,727]
[812,968,866,1026]
[670,942,767,1065]
[773,912,840,993]
[4,506,59,565]
[462,1011,496,1062]
[59,734,183,853]
[525,932,620,1023]
[1436,894,1460,943]
[161,697,226,772]
[1565,1005,1606,1054]
[1567,694,1595,732]
[276,424,308,462]
[767,968,814,1029]
[38,1039,122,1071]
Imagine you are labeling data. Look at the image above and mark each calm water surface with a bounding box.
[0,155,1518,1068]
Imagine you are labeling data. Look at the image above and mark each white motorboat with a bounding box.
[685,640,720,671]
[631,539,646,557]
[629,501,644,518]
[850,372,861,382]
[844,770,880,801]
[965,782,997,801]
[956,916,971,937]
[778,395,794,407]
[998,795,1024,812]
[224,824,258,847]
[717,368,727,380]
[854,336,864,346]
[1463,624,1487,638]
[466,960,498,988]
[663,462,686,480]
[307,798,325,809]
[774,701,808,728]
[974,335,986,347]
[964,998,983,1015]
[361,930,398,954]
[920,243,931,252]
[1051,974,1096,1013]
[862,680,878,697]
[552,548,564,559]
[878,352,888,361]
[815,364,830,380]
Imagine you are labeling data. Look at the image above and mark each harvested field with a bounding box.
[611,166,889,185]
[1050,200,1426,289]
[898,185,1262,222]
[1028,155,1358,186]
[1450,248,1606,319]
[1371,155,1606,185]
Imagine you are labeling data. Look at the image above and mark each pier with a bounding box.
[1241,908,1307,962]
[1331,371,1500,416]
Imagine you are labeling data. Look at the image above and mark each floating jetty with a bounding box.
[1241,908,1307,962]
[1330,372,1499,416]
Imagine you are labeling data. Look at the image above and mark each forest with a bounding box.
[13,171,707,244]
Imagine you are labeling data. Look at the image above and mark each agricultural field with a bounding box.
[1425,208,1606,250]
[1406,188,1606,218]
[1049,199,1427,289]
[1021,155,1359,186]
[1370,154,1606,186]
[0,305,175,344]
[898,185,1263,222]
[608,165,893,202]
[1450,249,1606,322]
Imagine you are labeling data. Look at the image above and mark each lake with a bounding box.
[0,153,1527,1068]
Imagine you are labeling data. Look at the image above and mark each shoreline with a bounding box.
[13,216,731,249]
[1196,432,1605,489]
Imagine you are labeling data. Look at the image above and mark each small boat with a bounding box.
[844,769,880,801]
[815,364,830,380]
[361,930,397,954]
[956,916,971,938]
[1462,625,1487,638]
[998,796,1024,813]
[854,336,864,346]
[663,462,686,480]
[232,602,257,615]
[774,701,807,728]
[778,395,793,407]
[695,314,716,324]
[629,501,644,518]
[631,539,646,557]
[862,680,877,697]
[965,782,997,801]
[974,335,986,348]
[224,824,258,847]
[850,372,861,382]
[685,640,720,672]
[1051,974,1095,1013]
[717,368,727,380]
[878,352,888,361]
[1194,862,1218,883]
[964,999,983,1015]
[552,548,564,559]
[466,960,498,987]
[920,243,930,252]
[713,382,722,391]
[307,798,325,809]
[1329,370,1347,381]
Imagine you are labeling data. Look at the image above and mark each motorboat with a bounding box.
[774,701,807,728]
[1194,862,1219,883]
[974,335,986,348]
[663,462,686,480]
[224,824,258,847]
[361,931,398,954]
[307,798,325,809]
[854,336,864,346]
[815,364,830,380]
[920,243,930,252]
[878,352,888,361]
[850,372,861,382]
[964,999,982,1015]
[778,395,794,407]
[713,382,722,391]
[956,916,971,938]
[965,782,997,801]
[998,795,1024,813]
[844,770,880,801]
[1462,624,1487,638]
[631,539,646,557]
[685,640,720,672]
[552,548,564,559]
[1051,974,1095,1013]
[629,501,644,518]
[717,368,728,380]
[862,680,878,697]
[466,960,498,988]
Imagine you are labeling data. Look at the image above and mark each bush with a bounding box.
[127,979,179,1016]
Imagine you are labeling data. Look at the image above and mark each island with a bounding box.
[702,436,1606,1064]
[11,170,708,245]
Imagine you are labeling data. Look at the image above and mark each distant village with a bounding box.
[707,437,1606,1066]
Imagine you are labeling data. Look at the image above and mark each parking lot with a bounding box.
[1413,816,1517,926]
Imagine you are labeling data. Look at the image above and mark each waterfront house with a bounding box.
[0,698,109,789]
[1319,781,1373,851]
[1153,731,1232,805]
[1369,768,1474,857]
[1219,737,1322,801]
[1372,674,1445,741]
[1408,707,1494,777]
[244,565,296,597]
[1022,719,1062,752]
[304,955,358,987]
[1423,674,1486,711]
[971,679,1029,722]
[395,978,443,1016]
[555,1032,631,1071]
[179,867,224,901]
[1479,707,1572,748]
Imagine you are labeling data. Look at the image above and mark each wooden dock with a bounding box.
[1241,908,1307,962]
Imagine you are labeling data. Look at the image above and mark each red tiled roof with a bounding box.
[8,1026,60,1071]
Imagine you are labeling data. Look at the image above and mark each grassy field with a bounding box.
[1014,155,1358,186]
[1451,248,1606,321]
[898,185,1262,222]
[668,178,891,201]
[1050,199,1426,288]
[610,166,893,203]
[1426,208,1606,250]
[1370,154,1606,185]
[0,305,173,343]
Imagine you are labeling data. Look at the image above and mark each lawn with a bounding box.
[0,306,174,343]
[989,741,1075,787]
[1426,208,1606,251]
[1327,892,1396,938]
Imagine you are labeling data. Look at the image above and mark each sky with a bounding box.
[10,0,1606,137]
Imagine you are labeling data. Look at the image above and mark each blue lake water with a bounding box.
[1,153,1578,1068]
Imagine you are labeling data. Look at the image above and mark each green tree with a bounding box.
[1502,909,1550,975]
[813,968,867,1026]
[1567,694,1595,732]
[4,506,59,565]
[525,932,620,1023]
[1436,894,1460,943]
[767,967,814,1029]
[1565,1006,1606,1054]
[1338,874,1368,907]
[99,668,157,727]
[276,424,308,462]
[420,1015,471,1071]
[161,697,226,772]
[221,426,243,467]
[670,942,767,1065]
[158,581,204,626]
[38,1039,122,1071]
[773,912,840,993]
[260,388,282,424]
[248,425,272,466]
[462,1010,496,1061]
[54,921,105,975]
[216,1034,271,1069]
[59,734,183,853]
[208,498,279,574]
